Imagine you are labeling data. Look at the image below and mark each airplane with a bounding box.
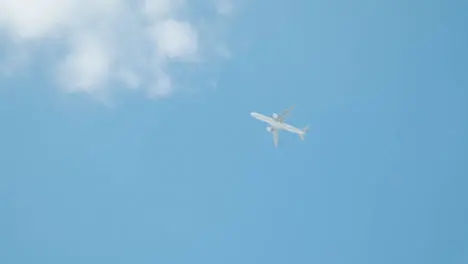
[250,106,309,147]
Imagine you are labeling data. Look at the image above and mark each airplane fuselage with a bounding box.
[250,112,303,134]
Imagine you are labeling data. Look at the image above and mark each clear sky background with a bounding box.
[1,0,467,263]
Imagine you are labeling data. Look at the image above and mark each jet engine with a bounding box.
[272,113,278,119]
[266,126,273,132]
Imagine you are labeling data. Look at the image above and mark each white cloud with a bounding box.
[0,0,234,99]
[0,0,75,39]
[142,0,180,18]
[149,70,173,98]
[216,0,233,16]
[57,34,111,93]
[152,19,198,60]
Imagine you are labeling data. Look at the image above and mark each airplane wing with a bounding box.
[272,128,279,148]
[277,105,295,122]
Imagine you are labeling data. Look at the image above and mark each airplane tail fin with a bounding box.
[299,125,309,140]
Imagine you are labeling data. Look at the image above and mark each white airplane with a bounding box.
[250,106,309,147]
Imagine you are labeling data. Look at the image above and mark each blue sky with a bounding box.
[1,0,468,263]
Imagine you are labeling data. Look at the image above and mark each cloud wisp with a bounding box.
[0,0,234,99]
